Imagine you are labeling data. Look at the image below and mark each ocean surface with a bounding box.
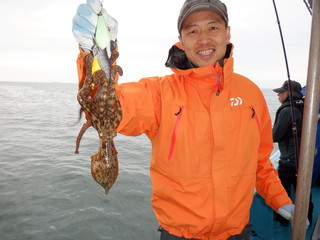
[0,81,280,240]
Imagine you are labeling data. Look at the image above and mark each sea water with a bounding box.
[0,81,280,240]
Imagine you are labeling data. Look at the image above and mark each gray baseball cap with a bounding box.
[178,0,228,33]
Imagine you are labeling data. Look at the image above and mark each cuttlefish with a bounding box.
[75,13,123,194]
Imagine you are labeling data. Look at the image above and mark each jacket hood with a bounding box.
[284,91,304,103]
[165,42,233,70]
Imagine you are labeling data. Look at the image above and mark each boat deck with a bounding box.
[250,151,320,239]
[250,185,320,239]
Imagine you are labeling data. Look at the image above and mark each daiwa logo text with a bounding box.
[230,97,243,106]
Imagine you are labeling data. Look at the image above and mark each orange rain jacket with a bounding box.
[76,43,292,240]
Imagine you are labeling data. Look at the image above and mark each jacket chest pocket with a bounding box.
[225,105,261,138]
[168,105,184,160]
[223,105,261,176]
[153,103,213,178]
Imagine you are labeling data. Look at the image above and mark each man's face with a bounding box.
[179,10,231,67]
[278,91,288,103]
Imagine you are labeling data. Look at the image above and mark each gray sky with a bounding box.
[0,0,312,89]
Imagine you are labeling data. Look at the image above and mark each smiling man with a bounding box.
[73,0,295,239]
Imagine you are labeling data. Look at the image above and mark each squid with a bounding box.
[75,12,122,194]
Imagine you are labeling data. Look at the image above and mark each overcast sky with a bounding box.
[0,0,313,89]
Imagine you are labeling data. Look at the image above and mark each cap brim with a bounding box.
[273,88,287,93]
[179,4,227,32]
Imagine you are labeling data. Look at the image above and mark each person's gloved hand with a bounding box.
[278,204,310,227]
[72,0,118,52]
[278,204,295,221]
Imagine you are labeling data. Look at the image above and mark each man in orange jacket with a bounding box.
[72,0,297,239]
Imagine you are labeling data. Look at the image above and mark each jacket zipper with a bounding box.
[168,106,184,160]
[250,106,261,133]
[216,74,221,96]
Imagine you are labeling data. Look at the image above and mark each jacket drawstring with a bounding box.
[168,106,184,160]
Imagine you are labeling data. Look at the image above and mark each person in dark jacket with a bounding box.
[272,80,314,225]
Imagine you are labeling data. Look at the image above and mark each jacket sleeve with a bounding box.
[255,99,292,210]
[115,78,162,139]
[76,48,91,90]
[272,108,291,143]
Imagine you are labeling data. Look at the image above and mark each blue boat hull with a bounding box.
[250,151,320,239]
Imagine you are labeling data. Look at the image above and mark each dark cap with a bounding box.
[178,0,228,33]
[273,80,302,93]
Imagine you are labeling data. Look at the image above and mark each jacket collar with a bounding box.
[165,42,234,95]
[165,42,233,70]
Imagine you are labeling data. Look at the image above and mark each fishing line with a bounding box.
[271,0,300,172]
[303,0,313,15]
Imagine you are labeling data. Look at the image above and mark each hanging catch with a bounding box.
[75,10,123,194]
